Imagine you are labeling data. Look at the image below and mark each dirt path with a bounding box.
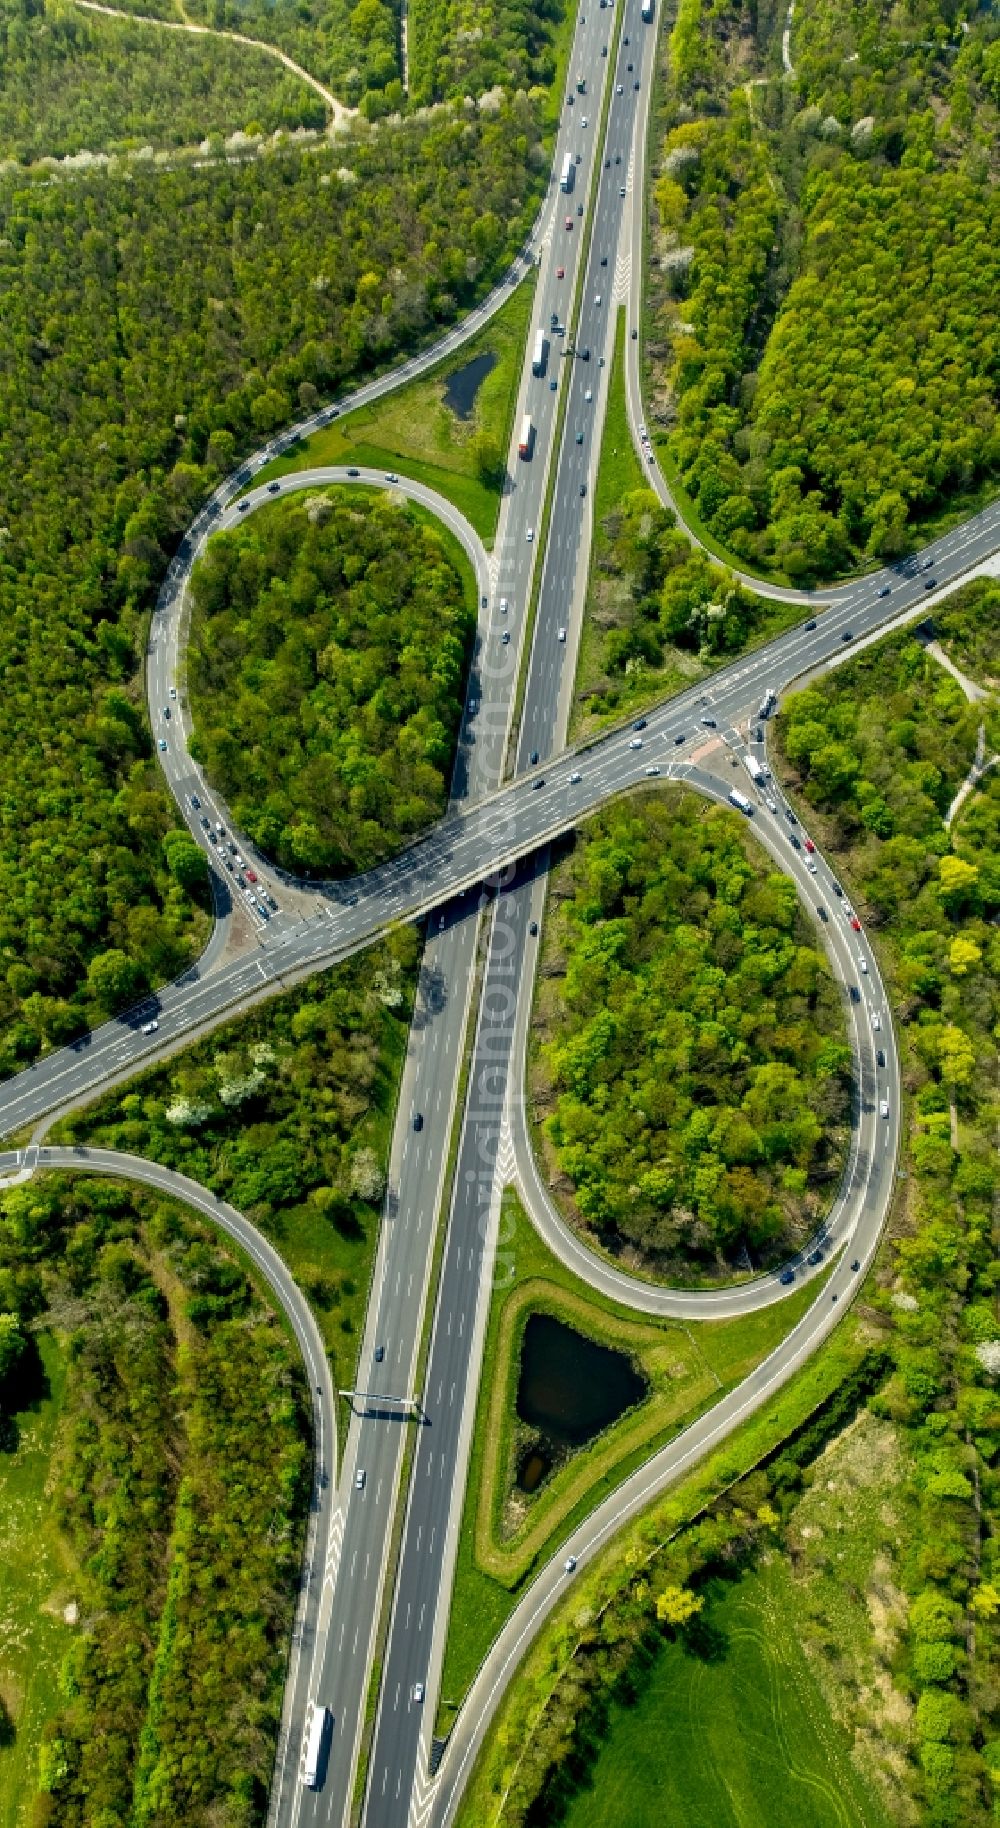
[70,0,356,129]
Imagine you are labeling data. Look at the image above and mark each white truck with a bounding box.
[729,788,753,815]
[532,331,548,377]
[744,753,767,783]
[518,415,534,460]
[641,0,654,18]
[303,1703,330,1789]
[758,687,777,719]
[560,153,575,193]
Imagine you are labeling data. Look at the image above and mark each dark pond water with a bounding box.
[516,1313,647,1449]
[443,350,497,420]
[517,1448,551,1493]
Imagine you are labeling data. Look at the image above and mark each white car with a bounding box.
[141,1020,159,1035]
[412,1683,425,1703]
[871,1012,881,1031]
[570,771,582,783]
[860,959,868,973]
[158,738,167,752]
[385,471,398,482]
[645,766,660,777]
[585,388,593,401]
[880,1100,890,1119]
[355,1469,365,1490]
[169,686,177,698]
[558,627,566,641]
[765,796,778,813]
[499,597,509,614]
[594,293,602,306]
[807,860,817,874]
[629,737,643,750]
[526,527,534,542]
[564,1557,577,1573]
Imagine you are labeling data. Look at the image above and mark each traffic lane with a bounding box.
[364,877,538,1822]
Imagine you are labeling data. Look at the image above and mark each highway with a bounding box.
[1,0,998,1822]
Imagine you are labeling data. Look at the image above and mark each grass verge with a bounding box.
[253,280,536,546]
[436,1188,824,1726]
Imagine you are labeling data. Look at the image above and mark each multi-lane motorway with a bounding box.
[2,0,999,1824]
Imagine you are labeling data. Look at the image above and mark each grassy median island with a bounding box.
[438,1189,822,1726]
[187,489,476,876]
[51,931,419,1398]
[254,278,536,544]
[0,1174,309,1828]
[529,787,851,1286]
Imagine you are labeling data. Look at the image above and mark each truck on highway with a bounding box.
[560,153,575,193]
[758,687,777,719]
[641,0,654,19]
[576,74,587,93]
[744,753,767,783]
[518,415,534,460]
[303,1703,330,1789]
[729,788,753,815]
[532,331,549,377]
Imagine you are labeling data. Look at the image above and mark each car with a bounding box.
[413,1683,425,1703]
[581,116,588,127]
[880,1099,890,1119]
[849,985,860,1003]
[614,151,621,163]
[754,724,764,742]
[551,379,557,391]
[501,630,510,645]
[634,78,640,87]
[700,715,716,728]
[600,254,608,267]
[347,466,360,478]
[817,905,828,920]
[246,868,258,883]
[267,894,278,910]
[140,1020,159,1035]
[412,1112,423,1132]
[580,482,587,496]
[577,203,584,216]
[878,585,891,598]
[223,857,234,873]
[564,1557,577,1573]
[807,860,817,874]
[530,750,539,764]
[627,60,633,70]
[500,597,509,614]
[841,629,852,642]
[921,557,933,570]
[807,1249,824,1266]
[238,500,251,512]
[786,808,798,824]
[832,882,843,897]
[765,796,778,813]
[619,184,626,197]
[602,42,607,52]
[624,31,629,41]
[871,1012,881,1031]
[565,216,573,230]
[355,1469,365,1490]
[385,471,399,483]
[629,737,643,750]
[375,1345,385,1363]
[859,958,868,973]
[674,732,686,745]
[645,765,660,777]
[585,387,593,401]
[876,1048,886,1068]
[780,1269,795,1286]
[805,618,817,630]
[567,92,573,103]
[616,82,623,93]
[790,834,801,849]
[558,627,567,642]
[851,1258,861,1272]
[570,770,582,783]
[804,838,815,853]
[526,527,534,541]
[850,916,862,931]
[556,265,565,278]
[576,432,584,444]
[923,578,937,590]
[532,776,545,789]
[158,738,167,751]
[267,481,281,494]
[529,920,538,936]
[169,686,177,699]
[200,815,210,829]
[189,794,201,810]
[438,913,445,930]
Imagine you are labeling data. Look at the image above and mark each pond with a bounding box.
[516,1313,647,1450]
[443,350,497,420]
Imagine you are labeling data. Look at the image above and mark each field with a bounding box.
[0,1336,76,1828]
[255,279,536,543]
[559,1563,891,1828]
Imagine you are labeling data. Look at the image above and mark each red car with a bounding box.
[557,265,565,278]
[850,916,861,931]
[565,217,573,230]
[804,838,815,853]
[246,869,258,883]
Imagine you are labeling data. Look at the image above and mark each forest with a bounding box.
[647,0,1000,578]
[0,0,326,163]
[532,789,851,1278]
[188,492,474,875]
[52,924,420,1391]
[0,95,545,1072]
[0,1173,309,1826]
